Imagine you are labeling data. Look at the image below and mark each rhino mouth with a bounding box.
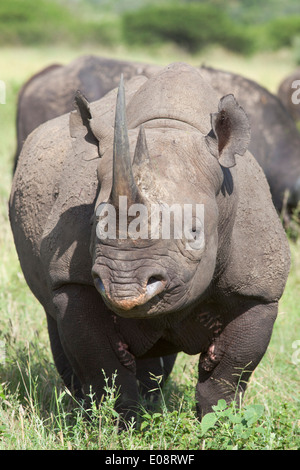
[93,272,168,317]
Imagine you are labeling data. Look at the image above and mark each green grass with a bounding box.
[0,45,299,450]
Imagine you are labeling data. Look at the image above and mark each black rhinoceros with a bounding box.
[14,55,300,214]
[9,63,290,425]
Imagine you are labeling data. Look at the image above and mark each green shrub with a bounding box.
[220,24,256,55]
[267,15,300,49]
[0,0,119,47]
[292,35,300,65]
[74,17,122,47]
[0,0,75,45]
[122,3,255,55]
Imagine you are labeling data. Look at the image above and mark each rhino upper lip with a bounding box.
[93,272,168,313]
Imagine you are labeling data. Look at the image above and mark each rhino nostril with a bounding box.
[94,276,106,296]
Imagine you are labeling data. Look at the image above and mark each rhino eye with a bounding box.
[190,219,201,238]
[183,217,205,252]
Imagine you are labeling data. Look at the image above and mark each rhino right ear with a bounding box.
[69,90,99,157]
[205,94,251,168]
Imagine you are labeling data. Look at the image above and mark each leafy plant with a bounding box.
[200,399,266,449]
[267,15,300,50]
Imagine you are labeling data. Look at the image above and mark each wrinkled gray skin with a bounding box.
[10,63,290,425]
[278,68,300,124]
[15,55,300,213]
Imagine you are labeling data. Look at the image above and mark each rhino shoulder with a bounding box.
[10,114,71,248]
[218,151,290,302]
[9,113,74,307]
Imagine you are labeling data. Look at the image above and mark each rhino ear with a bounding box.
[69,90,100,157]
[206,94,251,168]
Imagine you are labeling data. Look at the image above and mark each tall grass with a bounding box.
[0,46,299,450]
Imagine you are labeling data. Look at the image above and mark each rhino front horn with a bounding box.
[111,75,141,206]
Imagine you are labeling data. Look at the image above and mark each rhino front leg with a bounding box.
[196,301,278,417]
[46,312,83,400]
[52,284,139,424]
[136,354,177,400]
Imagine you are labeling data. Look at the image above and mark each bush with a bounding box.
[0,0,76,45]
[267,15,300,49]
[0,0,119,47]
[79,16,122,47]
[122,3,255,55]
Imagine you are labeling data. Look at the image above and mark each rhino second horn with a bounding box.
[133,125,151,166]
[111,74,140,206]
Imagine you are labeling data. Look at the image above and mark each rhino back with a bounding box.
[127,63,218,133]
[15,64,62,160]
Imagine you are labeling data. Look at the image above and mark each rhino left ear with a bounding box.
[69,90,100,157]
[206,94,251,168]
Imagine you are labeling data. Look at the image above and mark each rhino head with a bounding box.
[72,64,250,318]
